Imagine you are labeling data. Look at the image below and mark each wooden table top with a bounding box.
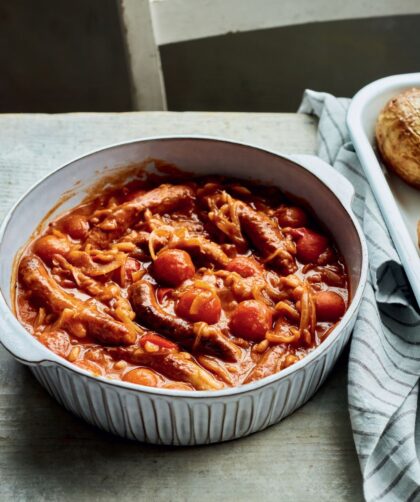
[0,112,363,501]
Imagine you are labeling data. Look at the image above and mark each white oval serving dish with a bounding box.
[347,73,420,307]
[0,137,367,445]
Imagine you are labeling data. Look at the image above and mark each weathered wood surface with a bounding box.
[0,112,363,501]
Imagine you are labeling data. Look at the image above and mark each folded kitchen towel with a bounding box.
[299,90,420,502]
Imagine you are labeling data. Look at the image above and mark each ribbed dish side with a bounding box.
[29,321,352,445]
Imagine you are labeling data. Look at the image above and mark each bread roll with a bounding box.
[376,88,420,189]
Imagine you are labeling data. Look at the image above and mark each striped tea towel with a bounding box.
[299,90,420,502]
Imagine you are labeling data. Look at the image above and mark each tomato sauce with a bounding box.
[15,175,349,390]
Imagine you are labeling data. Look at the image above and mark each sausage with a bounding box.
[109,346,223,391]
[236,201,296,273]
[131,281,194,340]
[128,201,229,266]
[144,214,230,267]
[129,281,241,361]
[174,236,230,267]
[89,184,194,246]
[204,194,296,273]
[19,255,135,345]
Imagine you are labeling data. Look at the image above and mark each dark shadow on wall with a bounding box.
[161,14,420,112]
[0,0,132,112]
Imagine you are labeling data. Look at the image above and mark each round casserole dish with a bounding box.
[0,137,368,445]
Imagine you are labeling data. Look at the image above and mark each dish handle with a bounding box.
[0,303,60,365]
[290,154,355,209]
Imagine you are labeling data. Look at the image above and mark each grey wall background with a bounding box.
[0,4,419,113]
[161,14,420,112]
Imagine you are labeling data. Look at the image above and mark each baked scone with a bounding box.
[376,88,420,189]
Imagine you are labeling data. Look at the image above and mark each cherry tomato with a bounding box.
[38,331,71,358]
[123,367,159,386]
[33,235,70,264]
[140,333,178,350]
[229,300,273,341]
[226,256,262,278]
[315,291,345,322]
[62,214,89,240]
[175,288,221,324]
[291,228,328,264]
[153,249,195,286]
[275,206,308,228]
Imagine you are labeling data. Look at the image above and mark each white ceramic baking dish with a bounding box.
[0,137,368,445]
[347,73,420,307]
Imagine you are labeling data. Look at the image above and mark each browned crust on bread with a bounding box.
[375,88,420,189]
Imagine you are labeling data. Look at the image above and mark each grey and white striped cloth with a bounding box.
[299,90,420,502]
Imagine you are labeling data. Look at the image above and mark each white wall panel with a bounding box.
[150,0,420,45]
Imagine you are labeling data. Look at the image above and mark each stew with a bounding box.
[15,175,349,391]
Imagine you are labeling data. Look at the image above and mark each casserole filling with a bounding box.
[15,176,349,390]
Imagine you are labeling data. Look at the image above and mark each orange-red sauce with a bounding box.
[15,176,348,390]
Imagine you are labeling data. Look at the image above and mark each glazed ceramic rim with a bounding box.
[0,136,368,399]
